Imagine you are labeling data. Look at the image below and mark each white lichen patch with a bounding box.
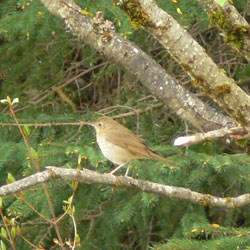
[133,47,139,53]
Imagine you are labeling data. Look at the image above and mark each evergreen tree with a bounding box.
[0,0,249,249]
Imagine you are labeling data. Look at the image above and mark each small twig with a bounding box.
[36,224,54,249]
[8,103,66,250]
[136,95,153,103]
[0,221,50,227]
[0,121,88,127]
[98,105,137,114]
[16,195,52,223]
[18,232,41,250]
[85,218,95,241]
[145,215,154,250]
[79,82,93,91]
[71,214,77,250]
[112,103,163,119]
[60,62,108,89]
[0,212,17,250]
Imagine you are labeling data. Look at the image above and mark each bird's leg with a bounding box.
[125,163,131,177]
[109,163,126,175]
[125,166,130,177]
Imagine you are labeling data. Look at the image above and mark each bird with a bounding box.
[88,116,170,175]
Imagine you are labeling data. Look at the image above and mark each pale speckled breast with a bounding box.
[97,136,137,165]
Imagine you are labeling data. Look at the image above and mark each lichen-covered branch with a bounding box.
[0,167,249,209]
[198,0,250,62]
[39,0,234,131]
[114,0,250,126]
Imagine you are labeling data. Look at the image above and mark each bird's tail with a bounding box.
[148,150,173,165]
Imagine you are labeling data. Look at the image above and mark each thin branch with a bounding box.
[0,104,162,127]
[0,212,17,250]
[0,167,249,209]
[16,195,52,223]
[0,121,88,127]
[112,103,163,119]
[174,126,250,146]
[8,103,65,250]
[17,232,41,250]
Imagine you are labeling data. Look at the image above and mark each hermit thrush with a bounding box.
[88,116,169,175]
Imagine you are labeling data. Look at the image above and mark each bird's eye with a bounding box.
[98,122,103,127]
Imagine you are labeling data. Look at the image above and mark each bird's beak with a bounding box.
[87,121,94,126]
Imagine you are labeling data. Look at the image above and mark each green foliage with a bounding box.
[215,0,227,7]
[157,0,209,30]
[0,111,249,249]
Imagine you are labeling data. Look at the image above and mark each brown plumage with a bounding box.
[89,116,169,175]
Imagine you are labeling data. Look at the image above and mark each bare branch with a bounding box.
[174,126,250,146]
[0,167,249,209]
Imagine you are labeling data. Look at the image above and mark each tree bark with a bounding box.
[0,166,249,209]
[114,0,250,126]
[39,0,234,131]
[174,126,250,146]
[198,0,250,62]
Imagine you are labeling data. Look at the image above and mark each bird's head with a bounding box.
[88,116,115,133]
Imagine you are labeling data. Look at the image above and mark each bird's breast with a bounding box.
[96,136,138,165]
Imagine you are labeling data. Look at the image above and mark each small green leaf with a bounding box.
[75,233,80,244]
[30,148,38,160]
[6,173,16,184]
[11,227,16,239]
[10,218,15,226]
[68,196,73,205]
[215,0,227,6]
[0,240,6,250]
[6,96,11,104]
[0,228,7,239]
[77,154,82,165]
[23,125,30,137]
[68,206,75,216]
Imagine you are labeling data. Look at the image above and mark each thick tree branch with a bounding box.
[0,167,249,209]
[174,126,250,146]
[198,0,250,62]
[115,0,250,126]
[39,0,234,131]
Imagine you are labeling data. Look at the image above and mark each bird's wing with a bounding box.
[106,126,158,159]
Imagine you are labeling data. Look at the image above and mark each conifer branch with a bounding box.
[0,167,249,209]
